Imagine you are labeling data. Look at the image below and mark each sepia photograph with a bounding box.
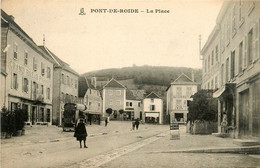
[1,0,260,167]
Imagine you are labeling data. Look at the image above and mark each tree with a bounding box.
[106,108,113,116]
[188,90,218,123]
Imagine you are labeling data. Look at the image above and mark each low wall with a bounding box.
[191,121,218,134]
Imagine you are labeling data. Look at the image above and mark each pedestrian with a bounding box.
[135,118,140,130]
[132,119,135,130]
[105,117,108,127]
[74,118,88,148]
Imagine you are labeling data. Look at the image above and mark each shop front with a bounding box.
[145,112,159,124]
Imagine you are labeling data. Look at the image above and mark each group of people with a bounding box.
[132,118,140,130]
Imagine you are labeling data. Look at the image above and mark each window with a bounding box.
[186,87,192,98]
[33,57,37,71]
[221,64,224,86]
[98,103,100,109]
[226,58,229,82]
[13,43,18,59]
[89,102,92,109]
[67,76,70,86]
[204,59,207,72]
[215,76,218,89]
[108,90,113,95]
[75,96,77,103]
[208,55,210,69]
[12,73,18,89]
[116,101,121,106]
[89,89,91,94]
[151,98,154,103]
[138,102,141,107]
[239,1,244,25]
[176,100,182,109]
[24,51,28,65]
[248,29,253,65]
[47,88,50,100]
[23,78,29,93]
[41,63,45,76]
[211,79,214,90]
[130,102,132,107]
[41,85,44,95]
[150,105,155,111]
[71,78,73,87]
[215,45,218,62]
[239,41,243,72]
[211,50,214,65]
[62,74,65,84]
[116,90,121,95]
[61,92,64,102]
[75,79,77,89]
[232,5,236,34]
[109,100,113,105]
[176,87,182,98]
[47,67,51,78]
[231,50,235,79]
[126,102,129,106]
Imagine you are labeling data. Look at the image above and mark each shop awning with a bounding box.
[213,83,236,98]
[145,112,159,118]
[82,110,102,115]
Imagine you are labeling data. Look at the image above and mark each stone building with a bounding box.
[166,73,198,124]
[201,1,260,139]
[39,46,79,126]
[1,10,54,125]
[102,78,126,119]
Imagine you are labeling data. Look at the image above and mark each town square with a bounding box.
[1,0,260,168]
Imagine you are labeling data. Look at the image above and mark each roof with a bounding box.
[145,92,160,99]
[39,46,79,76]
[1,10,33,44]
[166,73,198,91]
[78,76,88,98]
[103,78,126,89]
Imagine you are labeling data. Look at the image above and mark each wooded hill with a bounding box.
[82,66,202,87]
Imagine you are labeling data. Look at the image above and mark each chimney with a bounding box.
[9,15,15,20]
[191,70,194,82]
[91,76,96,88]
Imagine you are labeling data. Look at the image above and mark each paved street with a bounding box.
[1,121,260,168]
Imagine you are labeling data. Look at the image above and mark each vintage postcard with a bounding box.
[1,0,260,168]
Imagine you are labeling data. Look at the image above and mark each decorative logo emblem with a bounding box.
[79,8,86,15]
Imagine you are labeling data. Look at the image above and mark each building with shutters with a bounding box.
[143,92,163,124]
[166,73,198,124]
[102,78,126,119]
[1,10,54,125]
[201,1,260,139]
[125,90,145,121]
[39,46,79,126]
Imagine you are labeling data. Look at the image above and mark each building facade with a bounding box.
[102,78,126,119]
[166,73,198,124]
[1,10,54,125]
[201,1,260,139]
[143,92,163,124]
[125,90,144,120]
[39,46,79,126]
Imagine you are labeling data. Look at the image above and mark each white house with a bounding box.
[143,92,163,124]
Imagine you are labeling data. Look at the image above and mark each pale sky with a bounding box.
[2,0,223,74]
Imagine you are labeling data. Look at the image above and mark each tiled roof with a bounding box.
[146,92,160,99]
[39,46,79,76]
[78,76,88,98]
[103,78,126,89]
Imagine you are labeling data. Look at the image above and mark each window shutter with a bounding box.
[253,20,259,61]
[235,48,239,76]
[243,36,247,69]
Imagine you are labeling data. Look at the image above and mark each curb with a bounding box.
[152,145,260,154]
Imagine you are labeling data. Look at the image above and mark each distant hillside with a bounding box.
[82,66,202,87]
